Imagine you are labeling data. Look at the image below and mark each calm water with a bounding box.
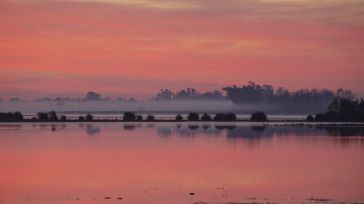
[0,123,364,204]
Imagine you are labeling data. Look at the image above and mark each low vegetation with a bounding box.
[0,112,23,122]
[314,98,364,122]
[250,112,268,122]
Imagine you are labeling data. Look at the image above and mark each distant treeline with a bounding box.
[2,82,356,107]
[154,82,355,106]
[223,81,354,105]
[154,88,225,100]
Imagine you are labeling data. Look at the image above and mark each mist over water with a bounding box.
[0,100,319,116]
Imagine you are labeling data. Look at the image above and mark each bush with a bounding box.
[187,113,199,121]
[314,98,364,122]
[176,114,183,121]
[37,112,49,121]
[146,115,155,121]
[306,115,314,122]
[136,115,143,121]
[201,113,212,121]
[123,112,136,121]
[0,112,24,122]
[86,113,93,121]
[250,112,268,122]
[78,116,85,121]
[60,115,67,121]
[213,113,237,121]
[36,111,59,121]
[48,111,58,121]
[224,113,237,121]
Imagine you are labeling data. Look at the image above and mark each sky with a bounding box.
[1,0,364,99]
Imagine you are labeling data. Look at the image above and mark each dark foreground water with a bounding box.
[0,122,364,204]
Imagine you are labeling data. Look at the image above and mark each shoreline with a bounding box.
[1,120,364,126]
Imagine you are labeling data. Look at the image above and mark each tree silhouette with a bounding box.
[146,115,155,121]
[201,113,212,121]
[155,89,174,100]
[136,115,143,121]
[222,82,346,113]
[48,111,58,121]
[306,115,314,121]
[250,112,268,122]
[86,113,94,121]
[85,91,101,100]
[213,113,237,121]
[123,112,136,121]
[176,114,183,121]
[0,112,24,122]
[187,113,199,121]
[37,112,49,121]
[315,98,364,121]
[60,115,67,121]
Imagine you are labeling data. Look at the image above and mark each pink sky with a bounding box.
[1,0,364,99]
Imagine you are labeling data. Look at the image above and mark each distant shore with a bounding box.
[2,120,364,127]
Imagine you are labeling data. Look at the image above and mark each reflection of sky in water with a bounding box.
[1,123,364,144]
[0,123,364,203]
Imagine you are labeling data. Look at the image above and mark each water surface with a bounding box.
[0,123,363,204]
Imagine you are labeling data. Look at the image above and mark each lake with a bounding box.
[0,122,363,204]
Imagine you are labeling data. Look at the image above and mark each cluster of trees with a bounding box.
[223,81,354,107]
[154,88,225,101]
[179,112,268,121]
[250,112,268,121]
[123,112,155,122]
[0,112,24,122]
[312,98,364,122]
[35,111,94,122]
[176,113,238,121]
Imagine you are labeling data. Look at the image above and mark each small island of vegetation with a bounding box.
[312,98,364,122]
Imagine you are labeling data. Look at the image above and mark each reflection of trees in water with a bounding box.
[146,124,155,128]
[0,124,23,131]
[157,127,174,137]
[316,126,364,136]
[123,125,136,130]
[86,125,100,135]
[315,126,364,146]
[225,126,271,140]
[156,125,223,137]
[153,124,364,146]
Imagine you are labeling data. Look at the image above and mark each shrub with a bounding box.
[250,112,268,122]
[86,113,94,121]
[306,115,314,122]
[78,116,85,121]
[48,111,58,121]
[187,113,199,121]
[0,112,24,122]
[176,114,183,121]
[224,113,237,121]
[136,115,143,121]
[60,115,67,121]
[201,113,212,121]
[146,115,155,121]
[37,112,49,121]
[213,113,237,121]
[123,112,136,121]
